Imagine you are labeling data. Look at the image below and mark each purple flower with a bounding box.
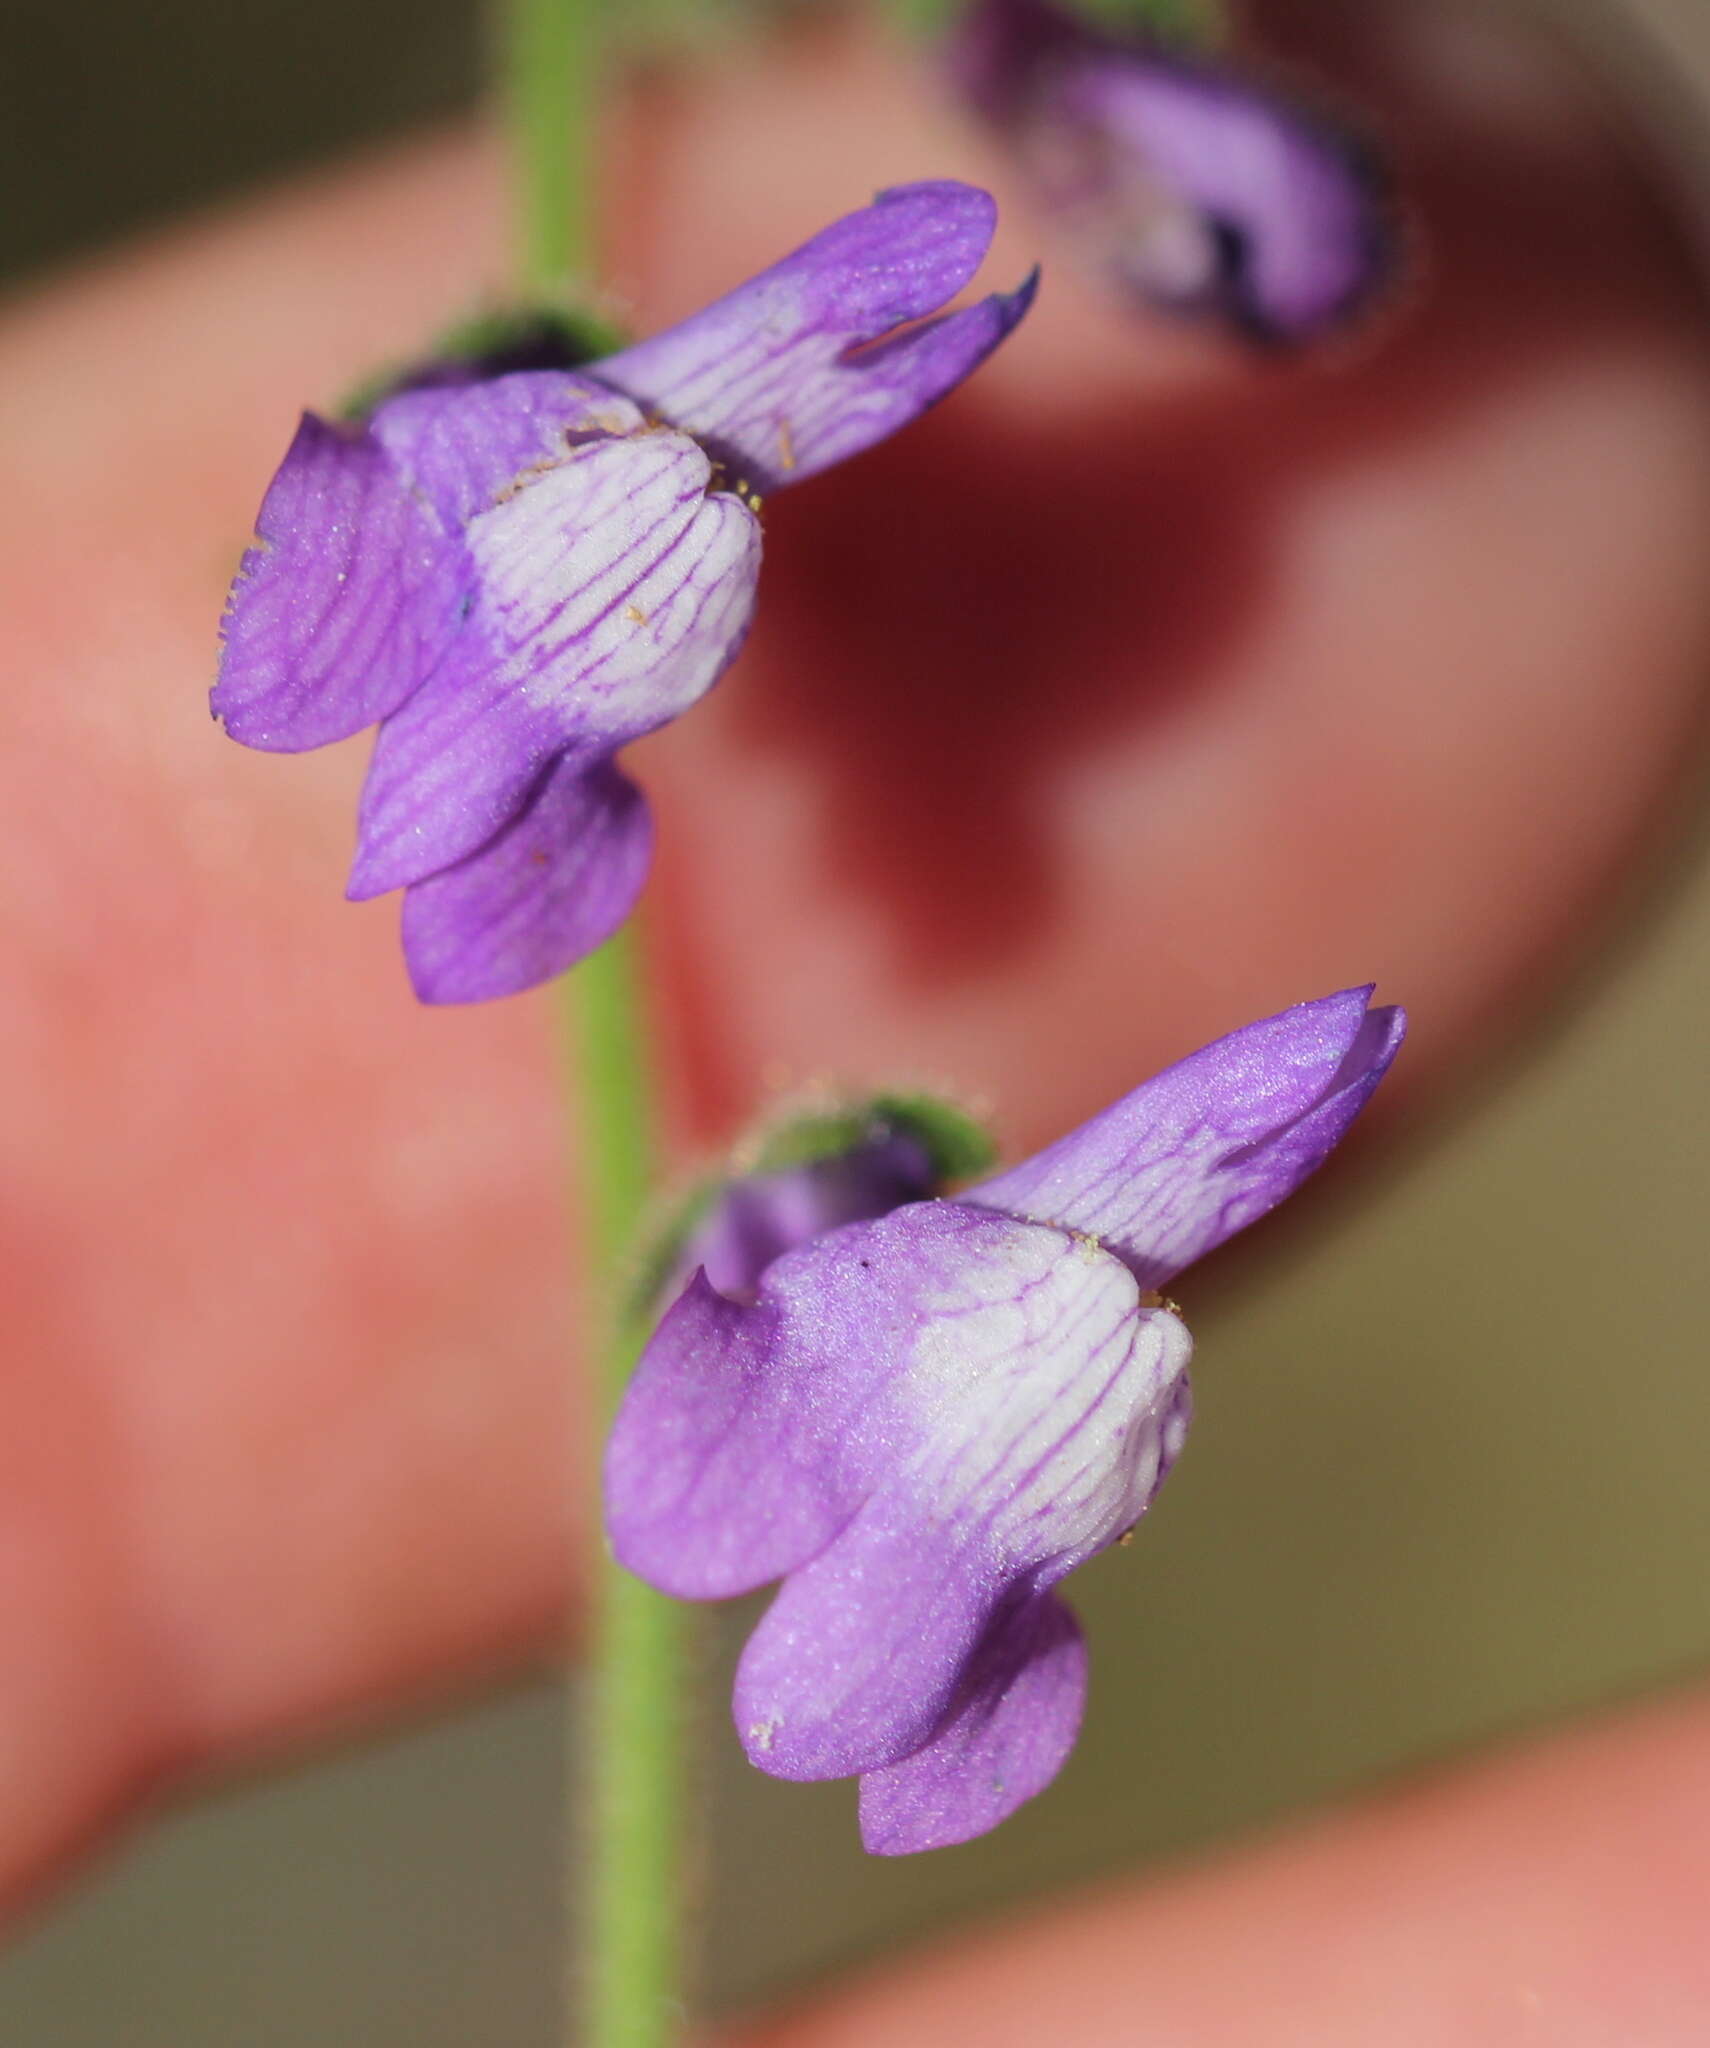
[951,0,1392,346]
[212,184,1035,1002]
[606,988,1404,1853]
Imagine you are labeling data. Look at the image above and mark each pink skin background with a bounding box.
[2,0,1710,2035]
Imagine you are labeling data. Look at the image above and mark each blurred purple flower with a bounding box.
[951,0,1392,345]
[213,183,1035,1001]
[607,988,1405,1854]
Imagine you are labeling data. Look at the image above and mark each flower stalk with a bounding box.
[569,932,687,2048]
[494,0,687,2031]
[500,0,602,301]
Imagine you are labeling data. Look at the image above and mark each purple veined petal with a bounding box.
[398,752,652,1004]
[731,1207,1191,1780]
[857,1591,1087,1856]
[732,1493,1002,1781]
[593,181,1036,494]
[212,413,464,752]
[605,1273,868,1602]
[613,1201,1076,1606]
[347,431,761,899]
[369,371,647,529]
[1056,55,1390,345]
[966,988,1406,1290]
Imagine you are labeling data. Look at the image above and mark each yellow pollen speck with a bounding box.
[707,459,764,515]
[776,419,797,472]
[747,1718,779,1754]
[624,603,649,626]
[1117,1529,1137,1549]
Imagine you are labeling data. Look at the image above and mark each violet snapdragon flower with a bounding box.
[213,184,1034,1001]
[607,988,1403,1853]
[951,0,1391,345]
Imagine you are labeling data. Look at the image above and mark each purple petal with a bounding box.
[612,1204,1067,1607]
[212,413,462,751]
[966,988,1405,1289]
[347,661,563,904]
[679,1132,938,1304]
[605,1273,865,1602]
[369,371,646,528]
[594,181,1035,493]
[399,753,651,1003]
[730,1208,1191,1779]
[857,1592,1087,1856]
[733,1493,1003,1779]
[347,432,761,898]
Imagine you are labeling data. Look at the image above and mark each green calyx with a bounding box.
[1081,0,1228,48]
[885,0,1225,45]
[625,1176,724,1327]
[335,301,634,424]
[432,301,633,370]
[745,1092,996,1184]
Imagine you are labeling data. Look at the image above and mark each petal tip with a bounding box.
[1358,1000,1408,1081]
[874,177,998,234]
[1001,263,1043,329]
[402,949,510,1007]
[343,855,394,905]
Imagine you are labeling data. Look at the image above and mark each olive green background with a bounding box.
[2,0,1708,2038]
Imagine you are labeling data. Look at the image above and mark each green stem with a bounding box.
[563,931,688,2047]
[498,0,683,2032]
[500,0,602,300]
[569,928,655,1280]
[584,1524,690,2048]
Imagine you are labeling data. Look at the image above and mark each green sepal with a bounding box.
[624,1174,724,1329]
[1085,0,1228,48]
[743,1091,996,1184]
[335,301,634,424]
[889,0,1225,46]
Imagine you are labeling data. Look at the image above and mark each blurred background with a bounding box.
[2,0,1710,2038]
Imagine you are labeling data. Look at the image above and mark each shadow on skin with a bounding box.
[710,1,1701,982]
